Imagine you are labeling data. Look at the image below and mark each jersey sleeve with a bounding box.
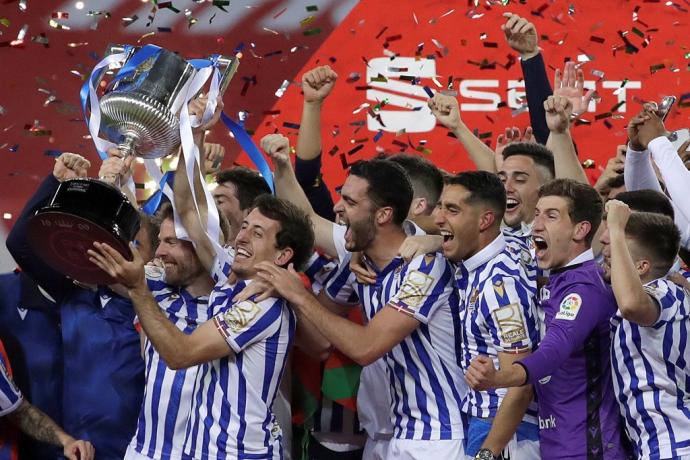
[388,253,453,324]
[519,285,610,384]
[480,275,539,353]
[644,278,687,327]
[323,254,360,306]
[0,356,23,416]
[213,298,286,353]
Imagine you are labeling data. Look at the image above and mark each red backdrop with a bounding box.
[1,0,688,230]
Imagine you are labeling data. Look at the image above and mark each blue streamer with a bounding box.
[141,170,175,215]
[220,111,274,194]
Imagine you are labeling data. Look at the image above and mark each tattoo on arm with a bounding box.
[8,401,64,446]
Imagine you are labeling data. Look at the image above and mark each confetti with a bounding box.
[650,63,665,74]
[423,86,434,97]
[44,149,62,157]
[209,13,216,24]
[51,12,69,19]
[273,7,287,19]
[327,146,339,156]
[590,35,605,43]
[347,144,364,156]
[0,18,9,27]
[373,130,384,142]
[303,28,321,36]
[18,0,26,12]
[137,31,156,43]
[274,79,290,98]
[262,27,279,35]
[375,26,388,39]
[370,73,388,83]
[122,15,138,27]
[306,5,318,12]
[300,16,315,27]
[31,33,49,47]
[212,0,230,11]
[10,24,27,47]
[157,27,172,33]
[346,72,360,83]
[48,19,70,30]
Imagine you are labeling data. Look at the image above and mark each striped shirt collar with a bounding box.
[462,233,506,273]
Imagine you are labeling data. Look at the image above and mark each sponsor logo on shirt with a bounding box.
[555,293,582,321]
[223,300,261,332]
[492,303,528,344]
[539,414,557,429]
[395,270,434,308]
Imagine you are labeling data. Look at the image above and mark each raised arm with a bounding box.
[428,93,497,173]
[296,65,337,162]
[605,200,660,326]
[172,97,224,273]
[544,94,588,183]
[260,133,339,259]
[501,12,551,144]
[6,153,91,302]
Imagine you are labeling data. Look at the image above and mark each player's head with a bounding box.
[434,171,506,263]
[599,191,676,280]
[333,159,413,252]
[533,179,603,270]
[153,203,207,287]
[133,212,159,264]
[232,195,314,279]
[386,153,443,217]
[499,143,555,228]
[214,167,271,242]
[601,212,680,283]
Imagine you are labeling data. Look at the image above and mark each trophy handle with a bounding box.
[215,56,240,95]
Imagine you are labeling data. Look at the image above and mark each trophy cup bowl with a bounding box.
[26,45,239,284]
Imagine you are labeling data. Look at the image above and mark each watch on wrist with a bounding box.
[475,448,497,460]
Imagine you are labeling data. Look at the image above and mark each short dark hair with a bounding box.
[539,179,603,245]
[216,167,271,211]
[625,212,680,277]
[386,153,443,212]
[349,159,413,226]
[605,174,626,191]
[502,143,556,181]
[445,171,506,223]
[614,190,674,220]
[139,212,160,253]
[250,195,314,271]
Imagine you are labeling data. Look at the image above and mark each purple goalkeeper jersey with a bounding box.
[518,251,627,459]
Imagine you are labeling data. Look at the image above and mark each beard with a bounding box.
[346,213,377,252]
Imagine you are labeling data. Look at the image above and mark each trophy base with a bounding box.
[27,179,141,285]
[27,211,132,285]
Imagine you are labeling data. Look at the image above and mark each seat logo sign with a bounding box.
[366,56,641,134]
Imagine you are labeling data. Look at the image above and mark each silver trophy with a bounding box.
[27,45,239,285]
[97,44,239,158]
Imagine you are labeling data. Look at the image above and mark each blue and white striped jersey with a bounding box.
[610,277,690,459]
[183,273,296,459]
[0,352,21,417]
[126,268,210,460]
[325,250,467,441]
[455,234,540,421]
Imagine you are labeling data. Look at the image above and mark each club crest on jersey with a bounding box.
[555,293,582,321]
[493,280,505,297]
[224,300,261,332]
[395,270,433,308]
[468,288,480,310]
[492,303,528,343]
